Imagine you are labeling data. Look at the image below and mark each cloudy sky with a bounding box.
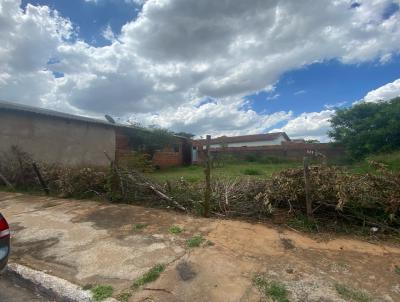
[1,0,400,141]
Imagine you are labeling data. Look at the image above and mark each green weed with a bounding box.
[395,265,400,275]
[335,283,371,302]
[169,225,184,234]
[186,235,205,247]
[116,292,132,302]
[91,285,114,301]
[132,264,166,289]
[133,223,147,230]
[252,275,289,302]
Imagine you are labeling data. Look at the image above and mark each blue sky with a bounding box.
[251,57,400,115]
[1,0,400,140]
[21,0,140,46]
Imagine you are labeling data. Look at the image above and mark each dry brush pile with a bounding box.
[0,146,399,233]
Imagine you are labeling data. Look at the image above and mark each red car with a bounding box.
[0,213,10,272]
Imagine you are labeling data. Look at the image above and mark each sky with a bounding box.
[1,0,400,141]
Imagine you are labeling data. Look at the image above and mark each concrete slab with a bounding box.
[1,192,400,302]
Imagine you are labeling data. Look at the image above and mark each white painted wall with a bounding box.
[210,135,287,148]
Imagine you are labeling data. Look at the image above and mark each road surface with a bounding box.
[0,274,53,302]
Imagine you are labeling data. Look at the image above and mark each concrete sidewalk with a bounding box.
[1,192,400,301]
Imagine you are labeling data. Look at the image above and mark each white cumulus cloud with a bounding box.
[1,0,400,136]
[363,78,400,102]
[272,110,334,142]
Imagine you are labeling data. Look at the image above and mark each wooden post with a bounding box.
[0,172,14,189]
[303,156,312,219]
[32,163,49,195]
[203,135,211,217]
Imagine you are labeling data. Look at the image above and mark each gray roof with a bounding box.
[0,100,124,128]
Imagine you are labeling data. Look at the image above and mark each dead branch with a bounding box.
[0,171,14,189]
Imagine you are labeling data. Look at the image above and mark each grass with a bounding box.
[253,275,289,302]
[148,160,301,183]
[168,225,184,234]
[116,292,132,302]
[395,265,400,275]
[186,235,205,247]
[346,150,400,174]
[335,283,371,302]
[132,264,166,289]
[287,214,318,233]
[147,151,400,184]
[91,285,114,301]
[133,223,147,230]
[242,168,263,175]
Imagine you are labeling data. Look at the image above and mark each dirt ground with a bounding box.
[1,192,399,302]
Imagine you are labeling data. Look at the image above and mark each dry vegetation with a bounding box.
[1,146,399,235]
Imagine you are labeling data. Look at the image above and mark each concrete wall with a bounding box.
[0,111,115,167]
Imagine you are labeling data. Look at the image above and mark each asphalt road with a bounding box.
[0,274,53,302]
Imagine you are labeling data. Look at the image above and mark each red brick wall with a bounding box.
[115,131,130,162]
[152,149,183,169]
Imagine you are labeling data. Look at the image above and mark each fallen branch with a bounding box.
[142,287,173,294]
[32,162,49,195]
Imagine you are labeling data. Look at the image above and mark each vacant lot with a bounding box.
[2,192,400,302]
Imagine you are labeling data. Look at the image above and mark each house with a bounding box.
[0,100,190,168]
[207,132,290,148]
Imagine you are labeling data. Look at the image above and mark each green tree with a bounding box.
[174,131,195,139]
[328,97,400,159]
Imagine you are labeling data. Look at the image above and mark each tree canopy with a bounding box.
[328,97,400,159]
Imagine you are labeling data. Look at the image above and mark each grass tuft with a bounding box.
[252,275,289,302]
[132,264,166,289]
[116,292,132,302]
[133,223,147,230]
[186,235,205,247]
[335,283,371,302]
[395,265,400,275]
[91,285,114,301]
[169,225,184,234]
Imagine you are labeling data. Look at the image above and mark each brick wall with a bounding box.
[115,129,186,169]
[115,131,130,161]
[195,142,345,162]
[152,149,183,169]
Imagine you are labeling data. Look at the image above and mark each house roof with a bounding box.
[0,99,126,128]
[0,100,190,141]
[194,132,290,144]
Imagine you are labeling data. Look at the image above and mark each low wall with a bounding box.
[0,111,116,167]
[196,143,345,162]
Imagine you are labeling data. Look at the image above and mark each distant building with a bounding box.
[191,132,344,163]
[195,132,290,148]
[192,132,290,162]
[0,100,190,168]
[290,139,306,143]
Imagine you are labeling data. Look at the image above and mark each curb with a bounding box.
[5,263,118,302]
